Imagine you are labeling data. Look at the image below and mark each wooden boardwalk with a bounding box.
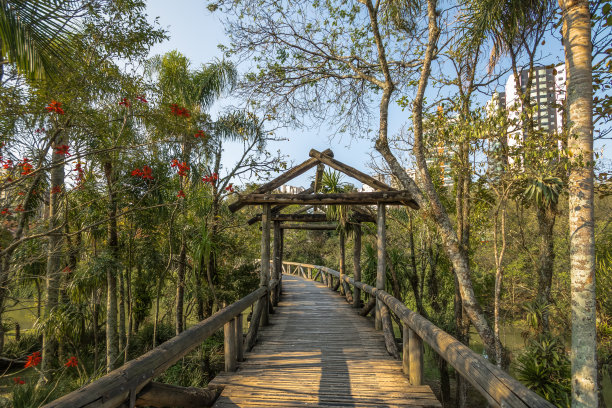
[210,274,441,408]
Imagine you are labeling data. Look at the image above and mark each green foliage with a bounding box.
[515,335,571,407]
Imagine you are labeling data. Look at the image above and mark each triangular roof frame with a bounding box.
[229,148,419,215]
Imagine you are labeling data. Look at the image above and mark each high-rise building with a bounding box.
[497,64,566,148]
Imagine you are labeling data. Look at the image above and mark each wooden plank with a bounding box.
[211,275,440,408]
[236,313,244,362]
[237,191,417,206]
[403,325,409,375]
[230,150,333,213]
[272,221,281,306]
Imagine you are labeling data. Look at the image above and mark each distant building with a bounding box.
[279,185,305,194]
[490,64,566,147]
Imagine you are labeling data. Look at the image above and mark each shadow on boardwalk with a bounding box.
[210,275,441,408]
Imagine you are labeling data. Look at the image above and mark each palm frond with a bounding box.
[0,0,81,80]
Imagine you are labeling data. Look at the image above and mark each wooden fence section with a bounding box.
[210,274,441,408]
[282,261,556,408]
[44,285,272,408]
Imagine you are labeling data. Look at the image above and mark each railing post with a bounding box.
[409,328,423,385]
[235,313,244,362]
[353,223,362,308]
[260,204,271,326]
[224,317,237,372]
[375,203,386,330]
[402,324,409,375]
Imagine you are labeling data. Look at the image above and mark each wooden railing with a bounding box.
[282,261,555,408]
[44,281,278,408]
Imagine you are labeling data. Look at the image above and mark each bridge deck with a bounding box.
[210,275,441,407]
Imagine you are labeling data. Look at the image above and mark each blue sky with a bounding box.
[145,0,609,188]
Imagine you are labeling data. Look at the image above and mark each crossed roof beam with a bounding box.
[231,148,419,229]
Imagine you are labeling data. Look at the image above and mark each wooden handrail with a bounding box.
[44,286,268,408]
[282,261,555,408]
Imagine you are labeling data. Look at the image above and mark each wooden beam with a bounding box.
[247,190,315,225]
[253,211,376,224]
[224,317,237,372]
[230,150,333,213]
[309,149,419,210]
[280,223,338,230]
[237,191,417,206]
[135,382,222,408]
[310,148,389,190]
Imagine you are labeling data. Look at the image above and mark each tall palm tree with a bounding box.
[147,51,237,335]
[558,0,597,405]
[0,0,82,81]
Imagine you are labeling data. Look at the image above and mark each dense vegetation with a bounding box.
[0,0,610,407]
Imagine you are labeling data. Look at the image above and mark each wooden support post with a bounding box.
[381,303,399,359]
[272,221,281,307]
[376,203,386,330]
[224,317,237,372]
[353,223,362,308]
[236,313,244,362]
[308,267,312,279]
[260,204,271,326]
[409,328,423,385]
[279,228,284,296]
[339,231,346,296]
[403,324,409,375]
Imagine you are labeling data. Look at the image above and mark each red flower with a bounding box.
[45,100,65,115]
[3,159,13,169]
[54,145,71,156]
[141,166,154,180]
[131,168,143,177]
[73,162,85,184]
[171,160,190,177]
[19,162,33,175]
[177,190,186,198]
[18,191,25,196]
[13,377,25,385]
[119,98,131,107]
[25,351,41,368]
[225,184,234,192]
[136,95,148,103]
[170,104,190,118]
[62,266,72,273]
[194,130,206,138]
[15,204,24,212]
[1,208,11,215]
[202,173,219,185]
[51,185,62,194]
[64,356,78,367]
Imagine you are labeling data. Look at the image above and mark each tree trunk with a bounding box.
[41,139,66,379]
[535,204,556,331]
[103,161,119,373]
[559,0,597,405]
[176,238,186,335]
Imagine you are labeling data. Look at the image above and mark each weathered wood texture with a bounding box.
[235,191,418,207]
[229,149,333,213]
[252,212,376,224]
[135,382,222,407]
[309,149,419,210]
[44,287,267,408]
[290,262,556,408]
[210,275,441,408]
